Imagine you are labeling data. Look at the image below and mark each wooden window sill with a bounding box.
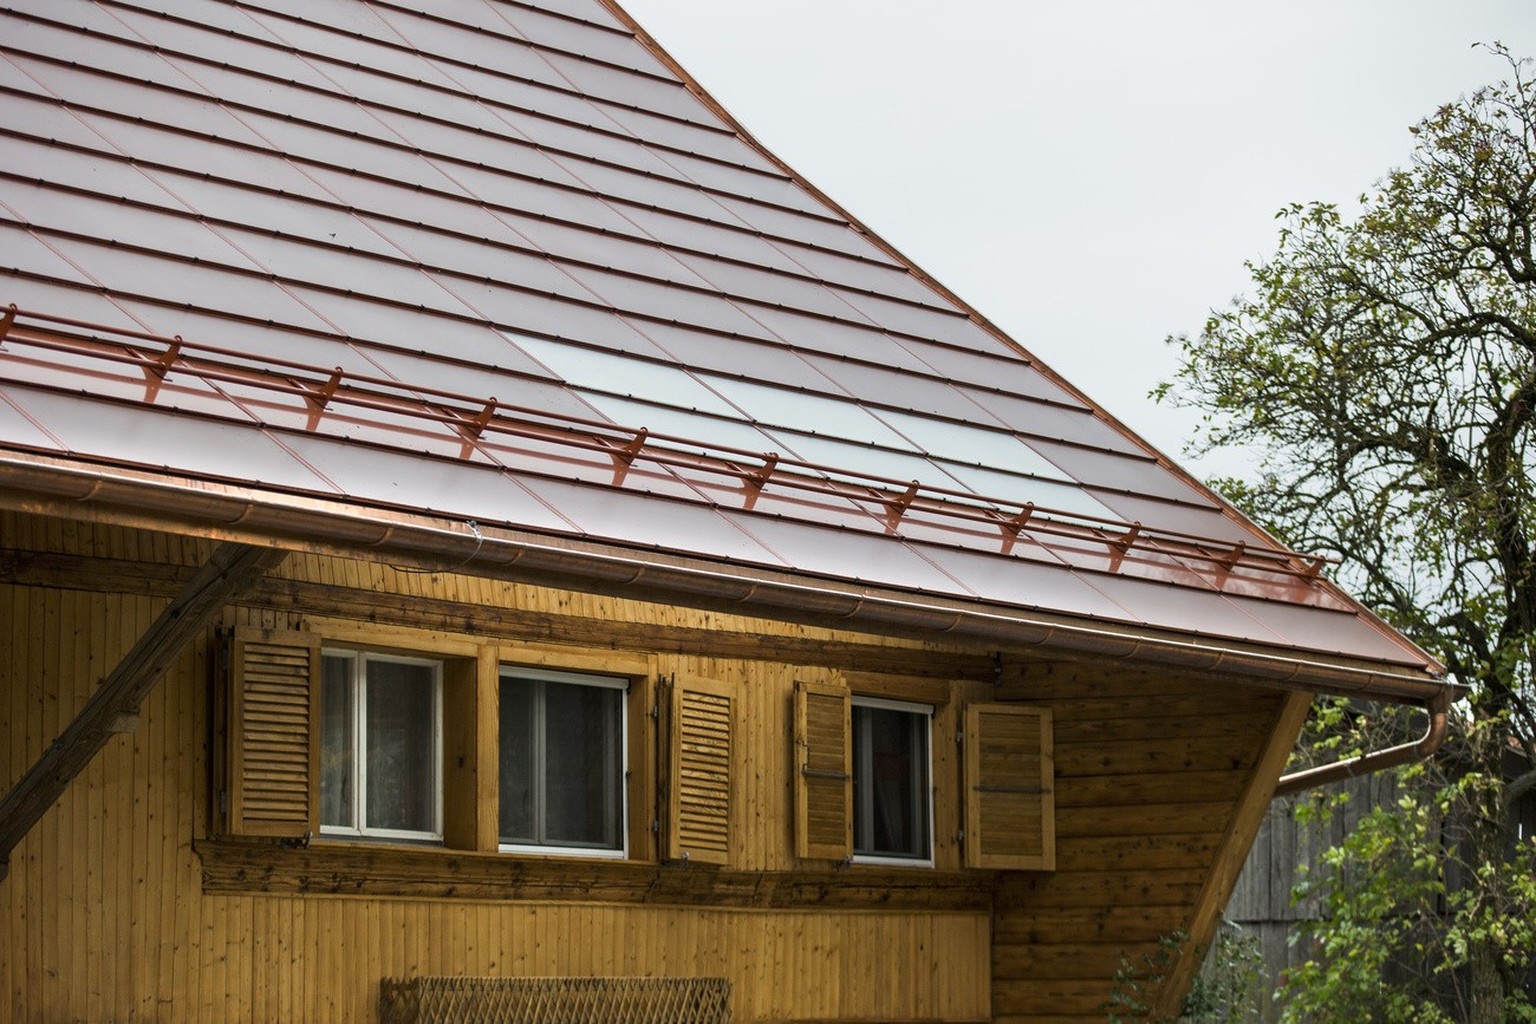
[195,837,993,911]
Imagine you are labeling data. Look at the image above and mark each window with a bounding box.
[319,649,443,841]
[499,666,626,857]
[851,696,932,864]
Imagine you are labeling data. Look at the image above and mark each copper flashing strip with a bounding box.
[1,309,1330,585]
[0,454,1449,705]
[1273,690,1453,796]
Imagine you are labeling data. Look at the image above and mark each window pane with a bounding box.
[364,659,436,833]
[854,705,930,860]
[320,654,355,830]
[542,680,621,849]
[498,678,538,844]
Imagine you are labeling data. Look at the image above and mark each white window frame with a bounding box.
[319,648,444,843]
[497,665,629,860]
[851,695,934,867]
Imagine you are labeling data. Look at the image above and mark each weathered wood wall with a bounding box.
[0,512,1297,1022]
[990,665,1302,1023]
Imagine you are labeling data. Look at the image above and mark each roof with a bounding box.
[0,0,1445,697]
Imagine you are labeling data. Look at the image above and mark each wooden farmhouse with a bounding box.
[0,1,1450,1021]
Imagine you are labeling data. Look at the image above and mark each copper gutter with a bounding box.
[0,455,1450,706]
[1273,689,1453,796]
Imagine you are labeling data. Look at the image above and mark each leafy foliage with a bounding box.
[1160,46,1536,1023]
[1106,928,1265,1024]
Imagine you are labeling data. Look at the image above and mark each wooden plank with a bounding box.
[1054,734,1260,777]
[993,904,1190,945]
[194,838,996,911]
[1055,800,1237,837]
[1053,832,1220,873]
[1054,769,1248,808]
[0,547,993,680]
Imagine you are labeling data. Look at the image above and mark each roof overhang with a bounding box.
[0,450,1449,706]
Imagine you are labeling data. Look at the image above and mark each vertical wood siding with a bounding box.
[0,518,989,1022]
[2,513,1293,1023]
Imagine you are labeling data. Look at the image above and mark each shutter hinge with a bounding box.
[219,790,228,814]
[955,729,963,746]
[649,705,658,720]
[651,818,659,834]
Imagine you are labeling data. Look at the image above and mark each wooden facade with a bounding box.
[1,511,1304,1022]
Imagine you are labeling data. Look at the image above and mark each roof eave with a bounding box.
[0,452,1449,706]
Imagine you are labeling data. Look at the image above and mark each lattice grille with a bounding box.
[378,976,732,1024]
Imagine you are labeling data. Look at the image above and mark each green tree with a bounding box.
[1159,46,1536,1024]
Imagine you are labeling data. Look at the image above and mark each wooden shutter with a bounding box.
[666,676,734,865]
[227,626,321,838]
[794,680,851,860]
[964,704,1054,870]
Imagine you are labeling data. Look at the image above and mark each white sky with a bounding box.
[616,0,1536,478]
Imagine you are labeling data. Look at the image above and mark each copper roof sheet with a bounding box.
[0,0,1441,680]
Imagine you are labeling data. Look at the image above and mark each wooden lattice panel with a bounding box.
[379,977,731,1024]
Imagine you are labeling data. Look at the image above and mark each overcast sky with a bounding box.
[616,1,1536,478]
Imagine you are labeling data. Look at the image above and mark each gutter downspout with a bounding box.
[1273,689,1452,797]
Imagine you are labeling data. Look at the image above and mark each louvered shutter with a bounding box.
[964,703,1054,870]
[793,680,851,860]
[227,626,320,838]
[666,676,734,865]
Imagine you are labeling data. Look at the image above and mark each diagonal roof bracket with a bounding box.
[739,452,779,509]
[303,366,345,430]
[453,397,499,459]
[140,336,182,402]
[0,303,14,343]
[1111,522,1144,555]
[883,479,921,531]
[996,503,1035,554]
[1216,541,1248,573]
[609,427,650,485]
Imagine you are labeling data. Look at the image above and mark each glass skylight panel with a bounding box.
[931,461,1121,522]
[484,293,657,351]
[759,428,949,488]
[874,408,1075,481]
[580,395,784,457]
[504,333,738,416]
[707,379,910,449]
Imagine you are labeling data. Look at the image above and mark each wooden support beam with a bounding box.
[0,541,286,882]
